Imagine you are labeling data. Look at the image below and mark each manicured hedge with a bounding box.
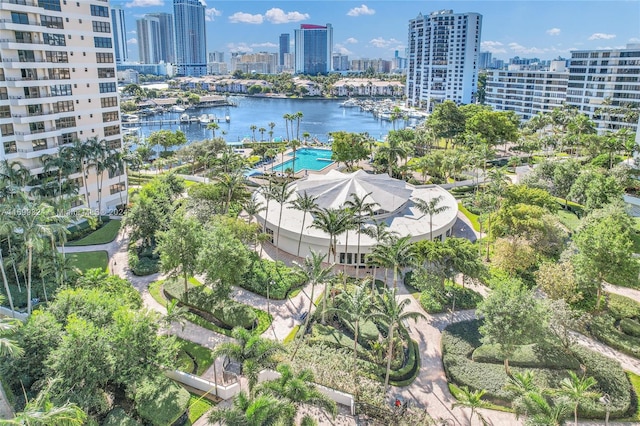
[164,279,257,329]
[135,378,190,426]
[103,408,141,426]
[417,283,483,314]
[241,258,305,300]
[471,343,581,370]
[608,293,640,320]
[442,320,633,418]
[309,324,368,356]
[589,314,640,358]
[128,243,160,276]
[620,318,640,338]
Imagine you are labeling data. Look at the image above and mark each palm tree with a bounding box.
[0,295,22,357]
[377,133,411,177]
[8,381,87,426]
[451,386,491,426]
[288,191,318,257]
[212,327,284,393]
[208,390,295,426]
[344,192,378,279]
[363,220,397,287]
[370,235,416,291]
[554,371,600,426]
[291,251,333,358]
[70,137,101,209]
[371,288,425,391]
[41,146,77,203]
[256,364,337,421]
[518,391,571,426]
[215,171,247,215]
[288,139,301,174]
[242,197,265,224]
[272,182,295,260]
[250,124,257,142]
[330,284,372,381]
[258,127,266,142]
[504,370,539,397]
[207,122,220,139]
[0,249,15,317]
[310,207,351,265]
[259,180,277,257]
[414,195,451,241]
[93,139,113,216]
[283,113,293,141]
[294,111,304,141]
[268,121,276,142]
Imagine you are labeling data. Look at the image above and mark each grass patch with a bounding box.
[555,209,581,233]
[623,372,640,421]
[186,394,214,425]
[176,338,214,376]
[68,250,109,272]
[284,325,301,344]
[458,203,481,232]
[67,220,121,246]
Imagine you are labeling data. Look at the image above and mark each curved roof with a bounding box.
[294,170,412,213]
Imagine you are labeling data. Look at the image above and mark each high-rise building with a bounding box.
[111,7,127,64]
[478,51,492,69]
[173,0,207,76]
[294,24,333,75]
[209,51,224,63]
[231,52,278,74]
[566,44,640,132]
[332,54,349,71]
[279,33,290,67]
[0,0,126,212]
[137,13,175,64]
[406,10,482,111]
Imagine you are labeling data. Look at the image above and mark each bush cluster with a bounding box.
[471,344,581,370]
[588,293,640,358]
[128,243,160,276]
[241,258,305,300]
[418,282,483,314]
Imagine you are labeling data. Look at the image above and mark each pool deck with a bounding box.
[258,146,338,178]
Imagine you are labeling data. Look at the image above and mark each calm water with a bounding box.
[131,96,420,146]
[271,147,334,173]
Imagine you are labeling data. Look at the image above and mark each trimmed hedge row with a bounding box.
[103,408,141,426]
[128,243,160,276]
[164,279,257,329]
[442,320,633,418]
[309,324,368,356]
[241,258,305,300]
[418,283,483,314]
[620,318,640,338]
[135,378,190,426]
[471,343,581,370]
[590,314,640,358]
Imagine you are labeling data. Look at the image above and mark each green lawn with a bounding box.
[555,210,581,233]
[68,251,109,272]
[186,394,215,425]
[67,220,121,246]
[176,338,214,376]
[457,203,481,232]
[624,372,640,421]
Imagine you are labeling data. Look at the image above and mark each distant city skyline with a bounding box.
[113,1,640,64]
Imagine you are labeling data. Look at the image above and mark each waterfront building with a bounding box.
[332,54,349,71]
[406,9,482,111]
[207,62,228,75]
[209,51,224,63]
[255,170,458,263]
[331,79,404,97]
[485,60,568,120]
[0,0,127,212]
[279,33,290,67]
[393,50,408,73]
[231,52,278,74]
[137,13,175,65]
[349,58,392,73]
[282,53,294,72]
[111,7,127,64]
[173,0,207,76]
[566,44,640,132]
[117,62,174,77]
[478,51,492,70]
[294,24,333,75]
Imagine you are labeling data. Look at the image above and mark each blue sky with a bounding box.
[115,0,640,63]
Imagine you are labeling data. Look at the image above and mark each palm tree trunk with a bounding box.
[260,197,271,257]
[27,247,32,315]
[0,249,15,317]
[355,231,361,280]
[343,231,349,274]
[384,324,395,392]
[276,205,284,261]
[291,282,315,360]
[7,239,21,292]
[353,320,359,380]
[574,405,578,426]
[296,215,306,257]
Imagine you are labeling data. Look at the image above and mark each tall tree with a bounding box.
[363,221,397,286]
[208,391,295,426]
[451,386,491,426]
[289,191,318,257]
[344,192,378,279]
[370,235,416,291]
[555,371,600,426]
[414,195,450,241]
[272,182,295,260]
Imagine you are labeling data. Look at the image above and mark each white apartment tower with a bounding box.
[406,10,482,111]
[0,0,126,213]
[566,44,640,132]
[111,6,127,64]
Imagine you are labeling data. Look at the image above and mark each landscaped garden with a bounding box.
[588,292,640,358]
[68,250,109,272]
[67,219,121,246]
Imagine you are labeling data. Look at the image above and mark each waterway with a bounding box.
[129,96,422,145]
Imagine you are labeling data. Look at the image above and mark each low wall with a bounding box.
[166,370,240,400]
[0,307,27,321]
[257,370,355,415]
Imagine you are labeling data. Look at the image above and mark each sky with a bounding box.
[114,0,640,63]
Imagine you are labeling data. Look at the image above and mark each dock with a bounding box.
[122,116,229,127]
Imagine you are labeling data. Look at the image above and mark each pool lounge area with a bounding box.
[271,148,334,173]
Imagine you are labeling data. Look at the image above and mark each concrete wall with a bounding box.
[166,370,240,400]
[0,307,27,321]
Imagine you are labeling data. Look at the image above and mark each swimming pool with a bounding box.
[271,148,334,173]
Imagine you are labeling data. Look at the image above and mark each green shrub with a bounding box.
[241,258,305,299]
[309,324,367,355]
[620,318,640,338]
[103,408,141,426]
[590,314,640,358]
[134,377,190,426]
[419,289,444,313]
[128,243,160,276]
[608,293,640,320]
[471,344,581,370]
[418,283,483,314]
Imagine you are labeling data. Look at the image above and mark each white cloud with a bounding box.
[228,12,263,24]
[589,33,616,40]
[125,0,162,7]
[369,37,401,48]
[227,42,253,53]
[347,4,375,17]
[264,8,309,24]
[630,37,640,43]
[128,30,137,34]
[334,44,353,55]
[251,42,277,48]
[205,8,221,22]
[127,38,137,45]
[508,42,548,55]
[546,28,561,36]
[344,37,358,44]
[480,40,506,54]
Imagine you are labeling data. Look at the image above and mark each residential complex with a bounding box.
[173,0,206,76]
[231,52,278,75]
[137,13,175,65]
[0,0,126,212]
[111,7,127,64]
[406,10,482,111]
[294,24,333,75]
[485,60,569,120]
[279,33,290,68]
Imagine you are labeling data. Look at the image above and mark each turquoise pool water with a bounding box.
[272,148,334,173]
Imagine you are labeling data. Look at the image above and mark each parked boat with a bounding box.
[171,105,186,113]
[179,113,190,123]
[225,115,231,123]
[339,98,358,108]
[121,114,139,123]
[199,114,211,124]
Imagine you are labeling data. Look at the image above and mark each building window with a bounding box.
[102,111,118,122]
[43,33,66,46]
[92,21,110,32]
[106,139,121,150]
[0,124,14,137]
[38,0,61,11]
[94,37,112,49]
[0,88,7,100]
[55,116,76,129]
[100,96,118,108]
[48,68,70,79]
[29,122,45,134]
[20,68,37,80]
[97,68,115,78]
[90,4,109,17]
[104,125,120,136]
[110,182,126,195]
[45,51,69,63]
[53,100,74,113]
[3,141,17,155]
[0,106,10,118]
[15,31,33,43]
[32,139,47,151]
[11,12,29,24]
[99,82,116,93]
[96,52,114,63]
[27,104,42,116]
[41,15,64,29]
[50,84,72,96]
[24,87,39,99]
[58,131,77,145]
[18,50,35,62]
